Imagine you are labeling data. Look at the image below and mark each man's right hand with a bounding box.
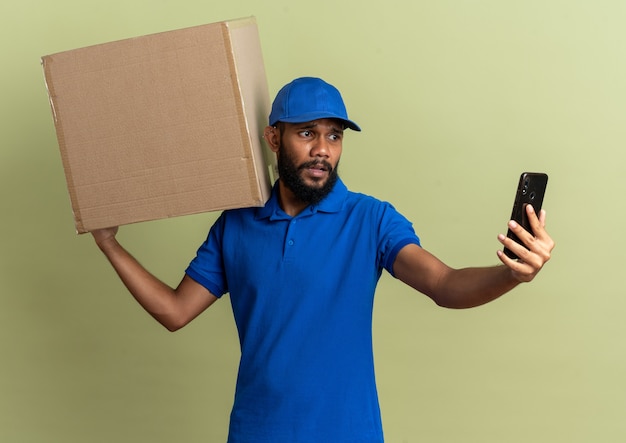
[91,227,119,249]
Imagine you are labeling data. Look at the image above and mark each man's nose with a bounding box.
[311,137,330,157]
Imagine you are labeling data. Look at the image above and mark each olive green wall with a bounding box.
[2,1,624,441]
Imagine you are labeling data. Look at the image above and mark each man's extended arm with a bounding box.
[393,205,554,308]
[92,227,218,331]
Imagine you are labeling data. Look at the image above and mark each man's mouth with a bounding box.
[300,161,331,172]
[301,161,331,179]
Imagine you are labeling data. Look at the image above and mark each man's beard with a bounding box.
[277,144,339,206]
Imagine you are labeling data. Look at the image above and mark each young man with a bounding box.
[92,77,554,442]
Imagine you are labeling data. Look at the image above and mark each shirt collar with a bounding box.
[256,178,348,220]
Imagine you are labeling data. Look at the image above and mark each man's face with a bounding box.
[273,119,344,205]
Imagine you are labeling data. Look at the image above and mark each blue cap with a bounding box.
[269,77,361,131]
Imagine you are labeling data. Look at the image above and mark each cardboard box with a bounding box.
[42,17,276,234]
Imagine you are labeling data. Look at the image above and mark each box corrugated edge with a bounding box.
[223,17,275,204]
[41,56,87,233]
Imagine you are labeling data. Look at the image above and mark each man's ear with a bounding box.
[263,125,280,153]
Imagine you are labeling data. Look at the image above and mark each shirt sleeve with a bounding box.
[185,213,229,297]
[376,201,421,277]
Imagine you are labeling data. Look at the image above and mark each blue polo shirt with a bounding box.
[186,178,420,443]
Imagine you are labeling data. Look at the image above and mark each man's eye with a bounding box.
[300,130,312,137]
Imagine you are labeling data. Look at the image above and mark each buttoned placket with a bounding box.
[282,218,298,263]
[281,205,320,263]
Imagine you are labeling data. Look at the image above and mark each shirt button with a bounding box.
[288,239,294,246]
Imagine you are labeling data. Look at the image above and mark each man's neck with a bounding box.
[277,180,309,217]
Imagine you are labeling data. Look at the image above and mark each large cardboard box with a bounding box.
[42,17,276,234]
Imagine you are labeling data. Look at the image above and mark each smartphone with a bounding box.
[503,172,549,259]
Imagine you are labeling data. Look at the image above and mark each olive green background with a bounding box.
[1,1,624,442]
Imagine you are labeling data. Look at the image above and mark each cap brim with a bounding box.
[273,112,361,132]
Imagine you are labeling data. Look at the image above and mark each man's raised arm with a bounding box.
[92,227,218,331]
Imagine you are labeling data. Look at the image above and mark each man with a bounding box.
[92,77,554,442]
